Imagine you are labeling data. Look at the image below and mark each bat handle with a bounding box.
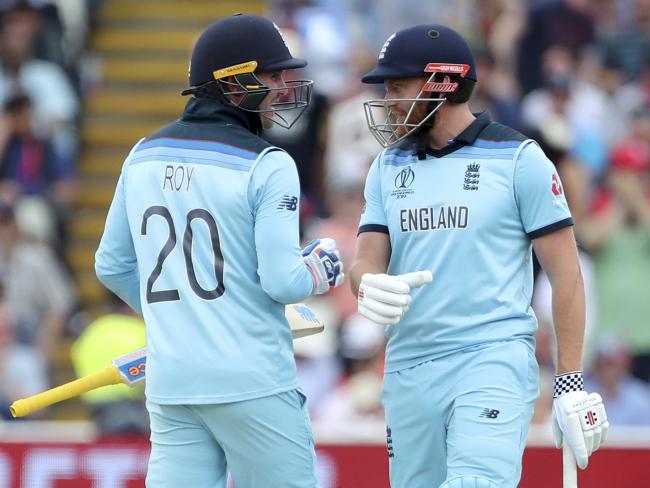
[563,442,578,488]
[9,366,122,417]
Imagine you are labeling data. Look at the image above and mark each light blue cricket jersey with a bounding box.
[95,99,314,403]
[359,112,573,373]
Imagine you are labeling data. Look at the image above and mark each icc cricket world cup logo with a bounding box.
[395,167,415,189]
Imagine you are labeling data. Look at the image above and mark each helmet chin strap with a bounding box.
[415,99,440,160]
[185,80,265,135]
[246,111,263,135]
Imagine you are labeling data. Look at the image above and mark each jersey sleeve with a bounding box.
[248,149,314,303]
[513,142,573,239]
[95,148,142,314]
[358,154,388,234]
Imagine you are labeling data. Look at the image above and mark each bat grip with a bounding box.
[563,442,578,488]
[10,366,122,417]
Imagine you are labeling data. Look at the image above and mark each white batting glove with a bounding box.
[302,238,345,295]
[551,372,609,469]
[357,271,432,325]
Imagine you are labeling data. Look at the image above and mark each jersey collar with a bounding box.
[181,97,260,133]
[426,111,492,158]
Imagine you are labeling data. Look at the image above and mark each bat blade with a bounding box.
[286,303,325,338]
[9,303,324,417]
[112,347,147,387]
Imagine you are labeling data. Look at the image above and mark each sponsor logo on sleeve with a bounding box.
[552,173,563,196]
[277,195,298,211]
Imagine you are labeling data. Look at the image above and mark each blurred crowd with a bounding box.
[1,0,650,437]
[0,0,86,421]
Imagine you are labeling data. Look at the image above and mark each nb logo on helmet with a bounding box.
[379,33,396,60]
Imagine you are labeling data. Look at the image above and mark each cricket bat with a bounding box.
[10,303,324,418]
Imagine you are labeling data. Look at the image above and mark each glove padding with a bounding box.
[358,271,432,325]
[302,238,345,295]
[552,390,609,469]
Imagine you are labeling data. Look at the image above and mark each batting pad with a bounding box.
[439,476,499,488]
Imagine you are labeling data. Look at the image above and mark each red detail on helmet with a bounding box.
[552,174,563,196]
[422,81,458,92]
[424,63,470,77]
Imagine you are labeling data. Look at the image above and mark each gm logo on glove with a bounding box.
[302,238,345,295]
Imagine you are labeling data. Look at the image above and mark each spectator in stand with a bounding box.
[0,202,74,360]
[0,93,74,199]
[578,108,650,382]
[0,2,79,161]
[614,61,650,131]
[314,313,385,423]
[323,48,383,193]
[0,93,76,250]
[598,0,650,82]
[585,336,650,426]
[471,47,524,130]
[70,292,148,436]
[521,45,611,179]
[0,1,66,68]
[263,29,329,223]
[0,302,48,419]
[517,0,596,95]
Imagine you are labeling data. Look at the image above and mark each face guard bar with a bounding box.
[182,60,313,130]
[363,63,470,148]
[219,73,313,129]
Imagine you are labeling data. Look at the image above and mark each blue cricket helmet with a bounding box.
[362,24,477,102]
[361,24,478,148]
[181,13,313,130]
[186,13,307,88]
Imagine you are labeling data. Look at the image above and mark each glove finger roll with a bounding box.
[359,304,400,325]
[361,296,405,317]
[362,274,410,294]
[362,285,411,306]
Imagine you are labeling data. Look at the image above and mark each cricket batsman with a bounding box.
[349,24,608,488]
[95,14,344,488]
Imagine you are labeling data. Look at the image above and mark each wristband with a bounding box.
[553,371,584,398]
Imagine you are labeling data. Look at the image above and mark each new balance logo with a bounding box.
[277,195,298,211]
[479,408,500,419]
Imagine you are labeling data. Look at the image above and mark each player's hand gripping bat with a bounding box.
[10,303,324,418]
